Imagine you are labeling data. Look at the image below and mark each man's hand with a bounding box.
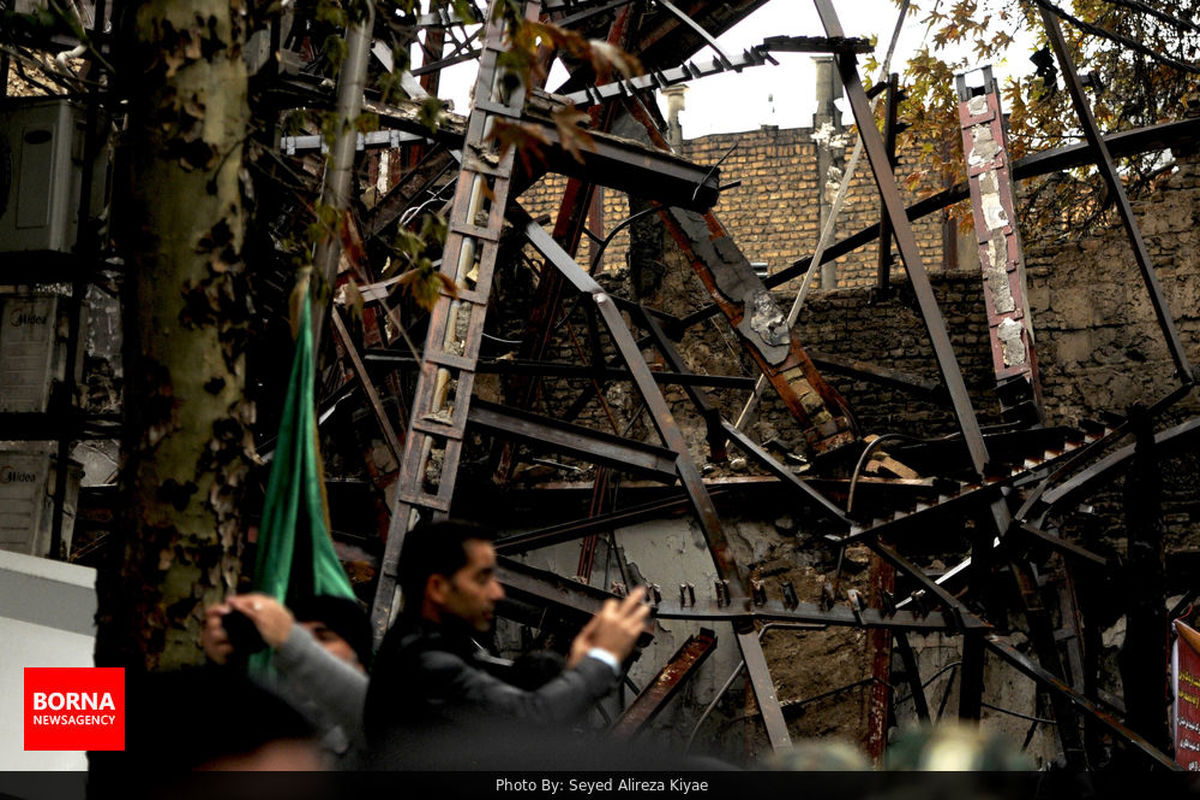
[227,593,295,649]
[567,587,650,668]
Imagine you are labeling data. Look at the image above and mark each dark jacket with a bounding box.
[364,617,617,765]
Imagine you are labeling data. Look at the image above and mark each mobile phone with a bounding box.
[222,608,267,654]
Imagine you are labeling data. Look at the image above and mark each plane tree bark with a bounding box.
[95,0,254,671]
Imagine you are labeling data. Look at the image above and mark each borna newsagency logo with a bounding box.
[24,667,125,751]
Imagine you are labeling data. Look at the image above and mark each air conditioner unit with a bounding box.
[0,445,81,559]
[0,98,106,254]
[0,293,78,414]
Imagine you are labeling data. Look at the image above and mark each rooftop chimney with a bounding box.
[662,85,687,150]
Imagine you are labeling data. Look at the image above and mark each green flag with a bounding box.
[253,286,356,606]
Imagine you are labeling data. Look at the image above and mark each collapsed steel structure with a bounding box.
[318,0,1195,768]
[329,0,1198,768]
[7,0,1197,769]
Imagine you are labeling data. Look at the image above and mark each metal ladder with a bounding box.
[370,0,541,640]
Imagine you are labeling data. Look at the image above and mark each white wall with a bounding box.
[0,549,96,771]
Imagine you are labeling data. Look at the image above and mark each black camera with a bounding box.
[222,608,267,655]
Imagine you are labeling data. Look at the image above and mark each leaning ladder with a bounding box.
[370,0,540,641]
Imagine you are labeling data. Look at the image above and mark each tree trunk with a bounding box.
[96,0,252,671]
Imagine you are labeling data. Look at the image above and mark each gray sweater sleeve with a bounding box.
[273,624,369,736]
[417,651,617,725]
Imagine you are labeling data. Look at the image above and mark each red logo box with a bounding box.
[24,667,125,751]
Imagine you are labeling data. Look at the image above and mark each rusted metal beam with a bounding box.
[865,540,988,633]
[555,0,770,94]
[1007,557,1087,766]
[1118,407,1171,758]
[876,72,902,297]
[611,628,717,737]
[496,555,614,619]
[523,114,721,210]
[984,634,1180,770]
[360,144,456,241]
[517,201,794,752]
[514,205,741,583]
[467,399,679,481]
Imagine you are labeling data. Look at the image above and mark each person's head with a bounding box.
[398,520,504,632]
[290,594,372,671]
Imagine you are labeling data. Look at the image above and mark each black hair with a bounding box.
[290,594,373,669]
[397,520,497,617]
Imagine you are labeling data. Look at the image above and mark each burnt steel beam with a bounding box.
[877,71,902,296]
[1015,384,1191,522]
[865,540,989,633]
[562,37,869,111]
[563,44,777,109]
[807,350,948,403]
[611,628,717,737]
[496,556,613,617]
[331,308,404,466]
[495,489,733,554]
[735,628,791,750]
[525,116,721,210]
[761,35,873,54]
[496,556,652,649]
[468,399,678,481]
[720,420,852,526]
[655,599,986,632]
[555,0,771,94]
[818,0,991,476]
[364,350,757,389]
[1040,9,1193,383]
[1011,523,1110,569]
[983,634,1180,770]
[893,629,931,721]
[354,99,720,210]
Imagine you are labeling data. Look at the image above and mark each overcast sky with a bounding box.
[433,1,1037,138]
